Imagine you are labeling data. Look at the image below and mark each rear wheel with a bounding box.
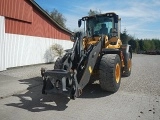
[99,54,121,92]
[54,53,68,69]
[122,53,132,77]
[54,57,63,69]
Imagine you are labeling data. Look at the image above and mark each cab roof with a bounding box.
[82,12,118,20]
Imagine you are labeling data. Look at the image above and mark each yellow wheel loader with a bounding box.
[41,12,132,99]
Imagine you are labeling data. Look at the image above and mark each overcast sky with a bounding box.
[35,0,160,39]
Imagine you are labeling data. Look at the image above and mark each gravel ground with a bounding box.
[0,63,54,79]
[0,54,160,120]
[120,54,160,96]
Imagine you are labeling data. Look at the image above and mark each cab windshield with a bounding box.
[86,16,114,37]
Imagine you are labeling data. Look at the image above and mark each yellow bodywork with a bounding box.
[83,36,101,49]
[83,35,122,49]
[83,35,124,68]
[88,66,93,74]
[105,36,122,49]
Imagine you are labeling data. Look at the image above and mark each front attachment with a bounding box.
[41,68,80,99]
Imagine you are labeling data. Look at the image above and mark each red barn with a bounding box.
[0,0,73,71]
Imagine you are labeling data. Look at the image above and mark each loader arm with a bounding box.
[79,38,102,89]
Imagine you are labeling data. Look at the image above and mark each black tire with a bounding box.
[54,57,64,69]
[122,53,132,77]
[99,54,121,92]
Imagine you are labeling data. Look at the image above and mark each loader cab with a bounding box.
[78,12,121,39]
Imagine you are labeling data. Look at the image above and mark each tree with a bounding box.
[50,43,64,57]
[88,9,101,16]
[143,40,150,51]
[46,9,67,28]
[150,40,155,50]
[142,40,155,51]
[138,39,144,51]
[120,29,132,44]
[135,40,139,53]
[128,39,137,52]
[153,39,160,50]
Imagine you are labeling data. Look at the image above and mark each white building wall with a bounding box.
[0,16,5,71]
[0,16,73,71]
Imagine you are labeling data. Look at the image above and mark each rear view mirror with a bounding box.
[78,19,82,27]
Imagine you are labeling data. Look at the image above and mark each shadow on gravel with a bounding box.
[6,77,70,112]
[80,81,113,99]
[6,78,113,112]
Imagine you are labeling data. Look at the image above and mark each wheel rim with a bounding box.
[115,63,120,83]
[128,58,132,71]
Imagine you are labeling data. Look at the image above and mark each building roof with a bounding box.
[29,0,72,35]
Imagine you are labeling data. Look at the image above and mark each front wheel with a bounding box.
[99,54,121,92]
